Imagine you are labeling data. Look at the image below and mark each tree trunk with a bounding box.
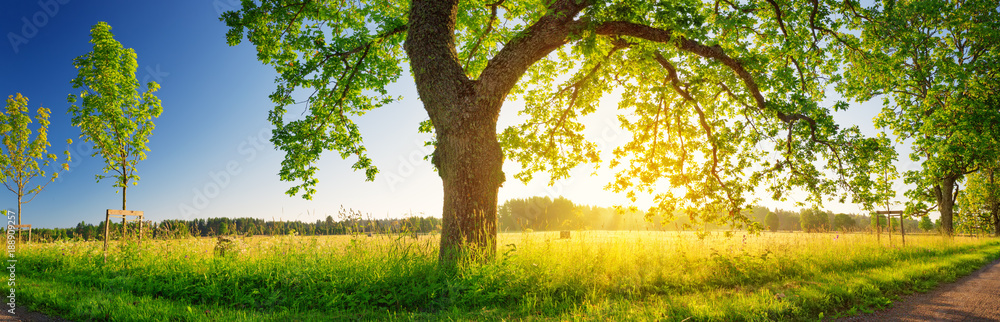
[434,106,504,263]
[16,195,22,242]
[934,175,958,236]
[405,0,504,264]
[405,0,583,264]
[993,207,1000,237]
[123,162,128,211]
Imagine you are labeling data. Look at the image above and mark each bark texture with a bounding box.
[405,0,501,262]
[404,0,586,263]
[990,169,1000,237]
[934,175,959,236]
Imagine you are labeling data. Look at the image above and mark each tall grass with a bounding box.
[17,231,1000,321]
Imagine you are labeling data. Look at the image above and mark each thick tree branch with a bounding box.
[764,0,790,37]
[406,0,473,125]
[595,21,767,111]
[477,0,588,108]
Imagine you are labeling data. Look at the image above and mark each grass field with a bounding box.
[16,231,1000,321]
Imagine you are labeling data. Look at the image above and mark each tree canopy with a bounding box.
[838,0,1000,235]
[0,93,71,228]
[68,22,163,210]
[956,166,1000,236]
[223,0,903,260]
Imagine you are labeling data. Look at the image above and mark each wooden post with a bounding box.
[103,209,145,262]
[8,225,32,243]
[875,213,881,243]
[900,214,906,246]
[875,210,904,247]
[888,214,893,247]
[103,213,111,262]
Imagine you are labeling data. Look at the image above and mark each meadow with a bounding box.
[17,231,1000,321]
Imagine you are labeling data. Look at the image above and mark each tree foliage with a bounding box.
[764,211,779,232]
[832,213,855,231]
[918,215,935,232]
[0,93,71,227]
[799,208,829,232]
[68,22,163,210]
[956,166,1000,236]
[222,0,895,260]
[838,0,1000,235]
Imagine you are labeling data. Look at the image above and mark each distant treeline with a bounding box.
[13,208,442,243]
[11,199,936,243]
[746,206,924,233]
[498,197,929,233]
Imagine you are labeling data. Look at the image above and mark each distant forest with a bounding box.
[15,208,442,242]
[498,197,926,233]
[12,198,931,242]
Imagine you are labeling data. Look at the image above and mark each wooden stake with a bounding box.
[103,213,110,262]
[901,214,906,246]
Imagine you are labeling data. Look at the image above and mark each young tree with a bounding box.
[918,215,935,232]
[67,22,163,211]
[839,0,1000,236]
[0,93,71,233]
[222,0,887,262]
[765,212,779,232]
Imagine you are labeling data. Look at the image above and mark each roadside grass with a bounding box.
[16,231,1000,321]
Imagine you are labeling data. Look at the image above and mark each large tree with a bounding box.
[222,0,886,262]
[956,164,1000,236]
[838,0,1000,236]
[0,93,71,233]
[68,22,163,211]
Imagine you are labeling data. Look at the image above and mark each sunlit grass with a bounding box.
[17,231,1000,321]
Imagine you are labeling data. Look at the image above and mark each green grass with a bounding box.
[16,231,1000,321]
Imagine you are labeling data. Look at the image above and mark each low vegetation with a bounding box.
[19,231,1000,321]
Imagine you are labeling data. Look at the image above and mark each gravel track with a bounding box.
[840,258,1000,321]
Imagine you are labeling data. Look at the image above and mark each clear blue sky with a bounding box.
[0,1,918,229]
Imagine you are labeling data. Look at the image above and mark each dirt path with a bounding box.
[0,306,71,322]
[840,258,1000,321]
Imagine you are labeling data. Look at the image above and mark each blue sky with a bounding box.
[0,1,918,229]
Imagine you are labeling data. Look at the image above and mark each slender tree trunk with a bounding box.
[16,195,22,242]
[123,162,128,210]
[934,175,958,236]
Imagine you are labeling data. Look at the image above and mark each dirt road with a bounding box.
[0,306,70,322]
[840,258,1000,321]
